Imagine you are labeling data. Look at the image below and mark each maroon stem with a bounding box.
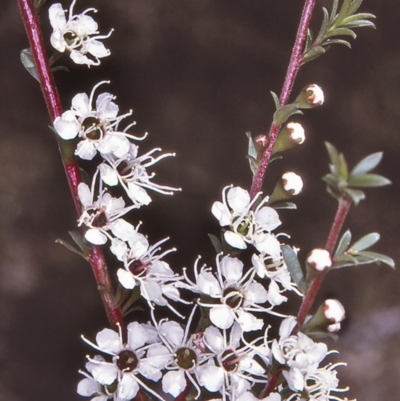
[297,195,352,326]
[17,0,124,329]
[250,0,317,199]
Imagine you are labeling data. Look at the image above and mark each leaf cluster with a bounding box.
[323,142,391,205]
[302,0,376,65]
[333,230,395,269]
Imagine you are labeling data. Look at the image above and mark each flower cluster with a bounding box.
[44,2,357,401]
[49,0,112,66]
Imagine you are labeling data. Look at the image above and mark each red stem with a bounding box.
[17,0,124,329]
[250,0,317,199]
[297,195,352,326]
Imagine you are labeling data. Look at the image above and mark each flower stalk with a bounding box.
[250,0,317,200]
[17,0,124,329]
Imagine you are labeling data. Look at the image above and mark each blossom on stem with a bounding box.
[183,254,274,332]
[77,180,137,245]
[211,186,281,253]
[305,84,324,106]
[99,145,180,207]
[49,0,112,66]
[53,81,144,160]
[198,323,267,401]
[271,317,328,386]
[281,172,303,196]
[81,322,170,401]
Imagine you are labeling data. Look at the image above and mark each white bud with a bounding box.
[324,299,345,323]
[306,84,324,106]
[307,248,332,271]
[282,172,303,195]
[327,323,341,333]
[286,122,305,144]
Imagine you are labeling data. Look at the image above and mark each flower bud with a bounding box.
[302,299,345,335]
[295,84,324,109]
[268,171,303,204]
[306,248,332,271]
[282,172,303,196]
[272,122,305,154]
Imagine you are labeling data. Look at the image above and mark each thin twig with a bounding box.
[17,0,124,329]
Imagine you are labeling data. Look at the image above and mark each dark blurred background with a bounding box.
[1,0,399,400]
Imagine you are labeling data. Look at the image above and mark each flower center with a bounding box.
[221,350,240,373]
[175,347,197,370]
[82,116,104,140]
[129,259,147,274]
[223,286,243,309]
[116,349,138,372]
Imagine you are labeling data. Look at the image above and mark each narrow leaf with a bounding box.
[358,251,395,269]
[350,152,383,176]
[315,7,330,44]
[348,174,392,188]
[208,233,223,254]
[324,38,352,48]
[351,232,380,252]
[281,245,306,293]
[335,230,352,258]
[345,188,365,204]
[20,48,39,82]
[270,91,280,110]
[325,27,357,39]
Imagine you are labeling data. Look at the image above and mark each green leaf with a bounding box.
[208,233,223,254]
[347,174,392,188]
[330,0,339,24]
[302,46,326,65]
[315,8,330,44]
[351,232,380,252]
[270,91,280,110]
[271,202,297,210]
[324,38,352,48]
[20,48,39,82]
[281,245,306,293]
[350,152,383,176]
[325,27,357,39]
[273,103,302,126]
[335,230,352,258]
[358,251,395,269]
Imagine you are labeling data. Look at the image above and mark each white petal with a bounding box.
[227,187,250,213]
[85,228,107,245]
[96,93,119,119]
[77,378,99,396]
[118,374,139,401]
[236,309,263,332]
[54,111,80,140]
[255,207,281,231]
[246,281,269,304]
[98,163,119,186]
[267,280,287,305]
[224,231,247,249]
[160,321,184,348]
[48,4,66,30]
[71,92,91,116]
[109,219,136,241]
[199,362,224,392]
[279,316,297,339]
[78,183,92,207]
[204,326,224,353]
[210,306,234,329]
[197,271,222,297]
[117,268,136,289]
[127,183,152,205]
[86,39,111,58]
[96,328,121,354]
[211,201,231,226]
[220,255,243,282]
[75,139,97,160]
[127,322,147,350]
[110,238,128,261]
[162,370,186,397]
[253,233,281,257]
[92,363,118,386]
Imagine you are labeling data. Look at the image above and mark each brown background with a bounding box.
[1,0,400,400]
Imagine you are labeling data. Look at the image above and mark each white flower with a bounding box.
[285,362,350,401]
[199,324,267,400]
[77,179,137,245]
[281,172,303,196]
[111,234,186,316]
[183,255,272,332]
[307,249,332,271]
[81,322,170,401]
[53,82,144,160]
[211,186,281,253]
[99,145,180,207]
[49,0,112,66]
[271,317,328,376]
